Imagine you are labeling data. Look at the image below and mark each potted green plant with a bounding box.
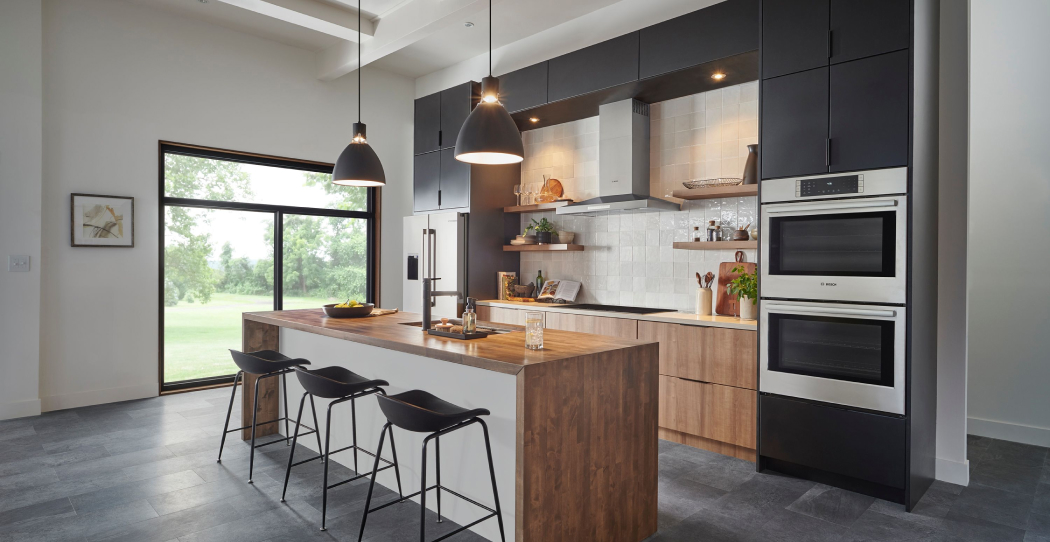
[525,217,558,245]
[727,265,758,320]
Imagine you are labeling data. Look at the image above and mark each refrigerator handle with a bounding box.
[429,229,437,307]
[421,229,428,279]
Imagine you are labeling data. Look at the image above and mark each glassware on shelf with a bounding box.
[525,311,544,350]
[513,184,522,206]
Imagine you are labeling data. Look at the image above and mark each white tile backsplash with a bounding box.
[516,82,759,312]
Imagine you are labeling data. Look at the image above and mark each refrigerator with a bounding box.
[403,211,520,320]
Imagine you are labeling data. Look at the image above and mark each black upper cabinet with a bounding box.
[830,0,910,65]
[414,93,441,155]
[762,67,829,179]
[439,83,476,151]
[762,0,829,79]
[438,148,470,210]
[499,62,548,114]
[413,152,441,212]
[829,50,910,172]
[548,32,639,103]
[640,0,759,79]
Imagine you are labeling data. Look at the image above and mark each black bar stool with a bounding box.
[281,366,404,531]
[357,390,505,542]
[218,349,323,484]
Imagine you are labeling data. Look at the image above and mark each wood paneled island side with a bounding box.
[241,309,658,542]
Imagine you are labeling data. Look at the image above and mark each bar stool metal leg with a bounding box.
[320,403,334,531]
[357,423,390,542]
[419,439,429,542]
[435,436,442,523]
[248,373,262,483]
[217,371,242,463]
[351,397,359,473]
[281,392,308,502]
[282,373,290,444]
[387,422,405,500]
[480,419,507,542]
[308,395,323,463]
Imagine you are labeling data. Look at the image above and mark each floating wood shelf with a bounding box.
[671,184,757,200]
[503,201,571,213]
[673,241,757,250]
[503,244,584,252]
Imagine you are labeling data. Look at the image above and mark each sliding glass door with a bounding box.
[160,143,376,391]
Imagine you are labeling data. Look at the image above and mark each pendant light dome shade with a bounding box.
[333,123,386,186]
[454,76,524,164]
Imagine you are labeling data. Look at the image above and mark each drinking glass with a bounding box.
[525,311,544,350]
[513,184,522,206]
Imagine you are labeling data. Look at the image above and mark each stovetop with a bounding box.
[565,303,673,315]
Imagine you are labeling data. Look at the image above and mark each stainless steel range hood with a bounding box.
[557,99,681,216]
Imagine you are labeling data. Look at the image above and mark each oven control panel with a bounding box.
[796,175,864,197]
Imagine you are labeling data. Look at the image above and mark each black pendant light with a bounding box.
[333,0,386,186]
[454,0,524,165]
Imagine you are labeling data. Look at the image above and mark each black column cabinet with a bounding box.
[439,83,476,150]
[829,50,910,172]
[830,0,910,65]
[761,67,829,179]
[547,32,639,102]
[499,62,548,114]
[438,148,470,210]
[639,0,759,79]
[761,0,829,79]
[413,152,441,212]
[414,93,441,155]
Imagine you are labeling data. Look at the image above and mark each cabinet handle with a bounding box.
[438,130,442,147]
[825,139,831,167]
[827,30,832,58]
[438,190,442,207]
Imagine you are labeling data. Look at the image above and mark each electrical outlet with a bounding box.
[9,255,30,272]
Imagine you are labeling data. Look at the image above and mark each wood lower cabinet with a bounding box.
[660,375,756,460]
[476,305,531,326]
[640,321,757,390]
[543,312,638,339]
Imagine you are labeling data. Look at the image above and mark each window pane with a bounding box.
[164,206,274,383]
[282,214,369,309]
[164,153,366,211]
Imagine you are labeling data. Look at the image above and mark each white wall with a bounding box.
[0,0,44,420]
[35,0,413,412]
[967,0,1050,446]
[935,0,970,485]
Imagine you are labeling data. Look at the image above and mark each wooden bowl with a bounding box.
[322,303,374,318]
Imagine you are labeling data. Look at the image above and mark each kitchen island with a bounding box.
[241,309,658,542]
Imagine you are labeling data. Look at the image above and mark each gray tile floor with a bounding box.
[0,388,1046,542]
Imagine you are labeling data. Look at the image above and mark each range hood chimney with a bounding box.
[557,99,681,215]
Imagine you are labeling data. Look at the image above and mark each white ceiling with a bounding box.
[124,0,627,79]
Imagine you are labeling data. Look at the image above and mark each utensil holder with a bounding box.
[696,288,713,316]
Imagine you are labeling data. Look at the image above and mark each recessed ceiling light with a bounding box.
[464,21,475,27]
[711,72,727,80]
[529,117,539,123]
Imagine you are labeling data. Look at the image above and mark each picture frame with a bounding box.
[71,193,135,247]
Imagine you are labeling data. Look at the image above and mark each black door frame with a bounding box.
[158,141,378,393]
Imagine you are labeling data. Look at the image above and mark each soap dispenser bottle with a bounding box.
[463,298,477,334]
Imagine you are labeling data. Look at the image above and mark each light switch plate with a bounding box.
[9,255,30,272]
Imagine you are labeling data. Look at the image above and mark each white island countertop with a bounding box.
[476,300,758,330]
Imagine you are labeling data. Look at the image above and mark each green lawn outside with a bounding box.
[163,292,332,383]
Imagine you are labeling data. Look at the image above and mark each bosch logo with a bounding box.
[820,282,837,287]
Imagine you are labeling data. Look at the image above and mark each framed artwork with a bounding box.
[71,193,135,247]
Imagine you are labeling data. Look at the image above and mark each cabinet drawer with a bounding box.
[543,312,637,339]
[476,306,529,326]
[760,394,906,488]
[660,375,756,449]
[674,326,757,390]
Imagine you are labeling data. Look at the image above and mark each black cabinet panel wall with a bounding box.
[547,32,640,102]
[499,62,548,114]
[829,0,910,65]
[639,0,759,79]
[438,148,470,210]
[761,67,829,179]
[439,83,475,151]
[828,50,910,172]
[414,93,441,155]
[761,0,828,79]
[413,152,441,212]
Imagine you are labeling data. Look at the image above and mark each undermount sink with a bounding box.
[398,320,514,334]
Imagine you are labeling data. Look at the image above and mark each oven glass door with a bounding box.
[760,197,907,304]
[760,302,905,414]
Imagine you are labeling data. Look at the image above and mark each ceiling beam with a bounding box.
[316,0,488,80]
[214,0,375,43]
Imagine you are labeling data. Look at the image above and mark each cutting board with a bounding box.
[716,251,756,316]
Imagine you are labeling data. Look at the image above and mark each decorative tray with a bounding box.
[427,329,491,340]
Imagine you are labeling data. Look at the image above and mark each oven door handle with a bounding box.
[764,199,899,214]
[764,304,898,318]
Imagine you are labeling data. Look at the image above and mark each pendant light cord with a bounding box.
[358,0,362,124]
[489,0,492,76]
